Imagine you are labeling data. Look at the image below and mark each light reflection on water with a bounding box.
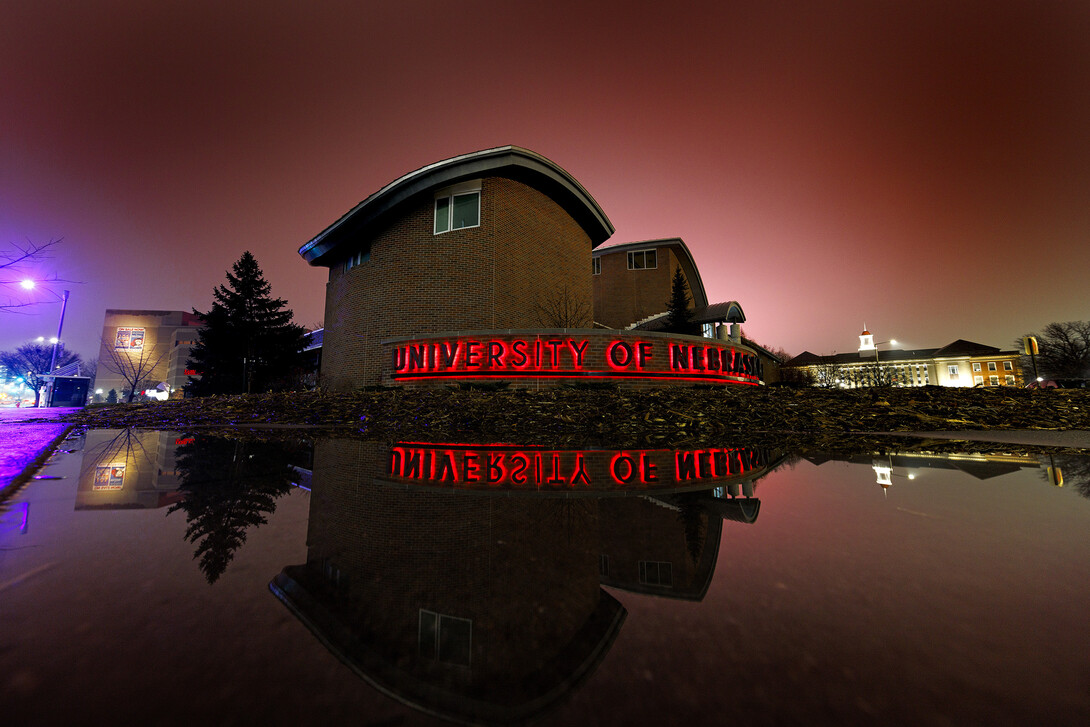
[2,429,1089,726]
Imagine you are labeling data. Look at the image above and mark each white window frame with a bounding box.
[988,362,997,371]
[344,249,369,272]
[434,181,481,235]
[974,375,984,385]
[972,362,982,372]
[1005,375,1016,385]
[1004,361,1014,371]
[948,365,959,379]
[627,249,658,270]
[989,375,999,386]
[592,257,601,275]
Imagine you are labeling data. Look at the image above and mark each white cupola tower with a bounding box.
[859,324,875,356]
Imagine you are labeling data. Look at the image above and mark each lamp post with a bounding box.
[48,290,70,372]
[871,338,896,386]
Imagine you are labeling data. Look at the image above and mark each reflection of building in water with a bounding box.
[805,451,1043,493]
[75,430,186,510]
[272,440,785,724]
[272,440,626,725]
[599,479,763,600]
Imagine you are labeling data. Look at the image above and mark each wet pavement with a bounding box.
[3,430,1089,725]
[0,407,77,496]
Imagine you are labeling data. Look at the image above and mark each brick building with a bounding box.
[94,309,202,400]
[299,147,764,389]
[592,237,746,338]
[299,146,614,390]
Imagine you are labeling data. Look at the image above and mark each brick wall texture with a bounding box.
[321,177,593,390]
[592,247,685,329]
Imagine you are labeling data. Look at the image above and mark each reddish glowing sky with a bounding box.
[3,1,1089,361]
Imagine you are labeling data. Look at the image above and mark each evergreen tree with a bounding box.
[663,266,701,336]
[187,251,307,395]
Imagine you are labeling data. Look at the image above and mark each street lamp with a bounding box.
[48,290,70,372]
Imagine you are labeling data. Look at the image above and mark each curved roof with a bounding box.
[299,146,615,266]
[592,238,709,309]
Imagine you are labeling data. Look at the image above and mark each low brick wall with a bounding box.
[380,329,762,389]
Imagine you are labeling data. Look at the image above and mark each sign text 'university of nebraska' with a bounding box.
[384,331,762,387]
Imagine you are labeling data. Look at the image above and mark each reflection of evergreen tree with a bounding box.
[169,437,296,583]
[674,496,707,565]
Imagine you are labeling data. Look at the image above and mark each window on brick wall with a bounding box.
[344,248,369,272]
[1004,361,1013,371]
[638,560,673,587]
[592,257,601,275]
[627,249,657,270]
[419,609,472,666]
[434,191,480,234]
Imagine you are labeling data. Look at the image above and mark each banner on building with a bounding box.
[114,327,146,351]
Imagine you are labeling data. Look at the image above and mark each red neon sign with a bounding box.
[388,334,761,385]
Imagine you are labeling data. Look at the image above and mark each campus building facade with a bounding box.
[299,146,763,389]
[785,332,1023,388]
[94,309,201,399]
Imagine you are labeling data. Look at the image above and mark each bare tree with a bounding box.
[0,342,81,405]
[534,285,592,328]
[0,238,71,311]
[812,356,845,388]
[98,337,170,403]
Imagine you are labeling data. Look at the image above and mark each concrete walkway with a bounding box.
[0,407,78,497]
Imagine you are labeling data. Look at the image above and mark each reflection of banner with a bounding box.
[93,465,125,490]
[114,327,145,351]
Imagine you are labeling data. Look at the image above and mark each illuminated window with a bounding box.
[988,362,997,371]
[974,375,984,385]
[1004,361,1013,371]
[638,560,673,587]
[344,249,369,272]
[592,257,601,275]
[989,375,999,386]
[948,365,959,379]
[419,610,472,666]
[972,362,982,372]
[702,322,715,338]
[627,249,657,270]
[1005,375,1016,385]
[434,191,480,234]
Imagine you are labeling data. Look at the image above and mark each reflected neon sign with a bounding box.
[388,443,770,491]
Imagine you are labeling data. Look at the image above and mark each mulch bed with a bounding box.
[60,386,1090,455]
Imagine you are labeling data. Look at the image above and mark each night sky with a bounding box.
[3,1,1089,361]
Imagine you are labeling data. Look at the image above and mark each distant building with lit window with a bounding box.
[94,309,202,400]
[591,238,747,339]
[785,330,1023,388]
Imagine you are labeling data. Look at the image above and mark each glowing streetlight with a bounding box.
[20,279,35,290]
